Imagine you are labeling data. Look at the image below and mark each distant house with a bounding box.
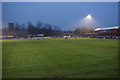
[2,23,30,37]
[0,29,2,36]
[8,31,29,37]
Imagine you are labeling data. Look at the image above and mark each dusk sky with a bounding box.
[2,2,118,30]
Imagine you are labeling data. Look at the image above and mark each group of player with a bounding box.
[37,36,117,41]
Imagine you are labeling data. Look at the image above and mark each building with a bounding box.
[95,26,119,33]
[94,26,119,36]
[8,23,14,31]
[8,31,29,37]
[2,23,30,37]
[0,29,2,36]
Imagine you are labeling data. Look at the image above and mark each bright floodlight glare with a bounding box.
[86,14,92,20]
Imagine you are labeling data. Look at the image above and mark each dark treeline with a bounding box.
[27,22,63,36]
[3,21,63,36]
[3,21,119,37]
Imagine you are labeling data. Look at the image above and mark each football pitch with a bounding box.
[2,38,118,78]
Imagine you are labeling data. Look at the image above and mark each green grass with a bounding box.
[2,38,118,78]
